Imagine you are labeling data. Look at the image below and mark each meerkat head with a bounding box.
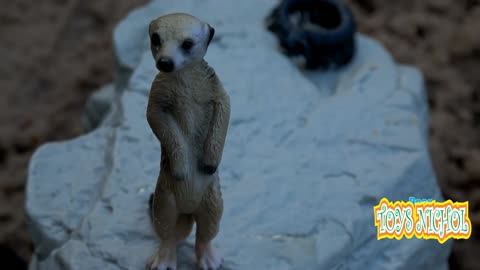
[148,13,215,73]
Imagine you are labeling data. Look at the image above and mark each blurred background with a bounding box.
[0,0,478,269]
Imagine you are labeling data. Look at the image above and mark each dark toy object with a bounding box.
[266,0,356,69]
[0,245,27,270]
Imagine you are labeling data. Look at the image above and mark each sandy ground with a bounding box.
[0,0,478,269]
[0,0,147,263]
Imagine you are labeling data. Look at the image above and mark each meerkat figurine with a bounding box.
[145,13,230,270]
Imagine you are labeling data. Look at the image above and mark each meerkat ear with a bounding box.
[148,20,155,34]
[207,24,215,46]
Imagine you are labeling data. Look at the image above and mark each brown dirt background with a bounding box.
[0,0,478,269]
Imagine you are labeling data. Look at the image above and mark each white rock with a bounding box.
[26,0,452,269]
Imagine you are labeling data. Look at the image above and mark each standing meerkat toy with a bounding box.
[145,13,230,270]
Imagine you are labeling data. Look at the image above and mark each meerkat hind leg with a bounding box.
[194,182,224,270]
[147,189,178,270]
[176,214,194,242]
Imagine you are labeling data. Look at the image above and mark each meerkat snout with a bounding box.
[149,13,215,73]
[156,57,175,73]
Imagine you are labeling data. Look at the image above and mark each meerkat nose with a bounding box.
[156,57,174,73]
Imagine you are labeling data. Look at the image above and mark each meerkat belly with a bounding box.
[174,99,212,158]
[170,101,214,213]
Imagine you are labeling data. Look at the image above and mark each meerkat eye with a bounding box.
[181,39,195,51]
[151,33,161,47]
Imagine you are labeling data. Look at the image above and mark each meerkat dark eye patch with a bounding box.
[151,33,161,47]
[181,39,195,51]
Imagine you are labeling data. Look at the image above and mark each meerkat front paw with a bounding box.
[172,170,190,181]
[199,162,218,175]
[200,148,219,175]
[146,244,177,270]
[195,242,223,270]
[170,161,191,181]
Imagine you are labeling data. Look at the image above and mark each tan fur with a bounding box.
[146,14,230,270]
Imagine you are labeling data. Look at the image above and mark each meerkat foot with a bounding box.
[195,242,222,270]
[146,243,177,270]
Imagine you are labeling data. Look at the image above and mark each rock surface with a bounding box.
[26,0,452,269]
[82,84,116,131]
